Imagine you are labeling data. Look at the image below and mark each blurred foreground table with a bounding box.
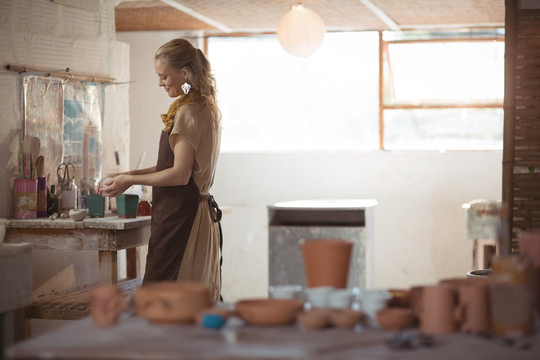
[5,314,540,360]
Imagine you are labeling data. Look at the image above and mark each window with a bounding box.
[208,32,379,152]
[382,33,504,150]
[207,30,504,152]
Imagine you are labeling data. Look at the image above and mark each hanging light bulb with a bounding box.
[277,2,326,57]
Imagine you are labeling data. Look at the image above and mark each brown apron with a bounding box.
[143,129,199,282]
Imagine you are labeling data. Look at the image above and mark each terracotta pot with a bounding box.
[490,282,535,337]
[376,307,415,332]
[89,285,126,328]
[518,230,540,315]
[300,239,353,289]
[329,309,365,329]
[297,309,332,330]
[418,285,458,334]
[235,298,304,326]
[454,283,491,334]
[135,281,211,324]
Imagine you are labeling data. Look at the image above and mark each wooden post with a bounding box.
[502,0,518,255]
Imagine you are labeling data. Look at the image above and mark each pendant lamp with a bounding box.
[277,2,326,57]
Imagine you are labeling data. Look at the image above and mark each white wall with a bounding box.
[0,0,130,334]
[118,31,503,302]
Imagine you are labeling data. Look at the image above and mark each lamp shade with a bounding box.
[277,4,326,57]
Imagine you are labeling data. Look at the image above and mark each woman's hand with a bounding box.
[100,174,132,198]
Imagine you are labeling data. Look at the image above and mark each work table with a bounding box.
[5,313,540,360]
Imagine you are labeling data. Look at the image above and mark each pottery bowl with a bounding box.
[135,281,211,324]
[235,298,304,326]
[329,309,365,329]
[297,309,331,331]
[376,307,415,332]
[69,209,87,221]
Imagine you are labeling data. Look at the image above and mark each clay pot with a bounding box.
[135,281,211,324]
[518,230,540,315]
[235,298,304,326]
[329,309,365,329]
[376,308,415,332]
[418,285,458,334]
[490,282,535,337]
[454,283,491,334]
[89,285,126,328]
[297,309,332,330]
[300,239,353,289]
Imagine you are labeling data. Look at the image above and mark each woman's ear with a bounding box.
[181,68,191,82]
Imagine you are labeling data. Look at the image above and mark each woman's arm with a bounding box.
[100,135,195,197]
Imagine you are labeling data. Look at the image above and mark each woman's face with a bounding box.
[154,58,187,98]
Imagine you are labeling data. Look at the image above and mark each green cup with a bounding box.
[88,194,105,217]
[116,194,139,218]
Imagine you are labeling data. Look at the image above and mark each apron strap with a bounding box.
[199,193,222,223]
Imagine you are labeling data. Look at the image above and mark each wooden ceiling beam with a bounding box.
[160,0,232,32]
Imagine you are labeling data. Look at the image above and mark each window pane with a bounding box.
[208,32,380,152]
[386,41,504,105]
[384,108,503,150]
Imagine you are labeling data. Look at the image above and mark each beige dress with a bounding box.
[170,102,222,302]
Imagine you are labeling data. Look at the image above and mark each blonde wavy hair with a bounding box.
[155,38,221,120]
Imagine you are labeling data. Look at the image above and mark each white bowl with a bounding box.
[268,285,303,299]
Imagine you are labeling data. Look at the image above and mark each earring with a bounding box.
[181,82,191,94]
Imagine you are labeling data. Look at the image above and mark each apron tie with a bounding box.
[200,193,222,223]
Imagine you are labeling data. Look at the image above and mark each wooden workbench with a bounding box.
[6,215,151,285]
[4,216,151,331]
[5,313,540,360]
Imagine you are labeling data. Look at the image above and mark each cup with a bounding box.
[305,286,335,308]
[268,285,303,299]
[329,289,353,309]
[88,194,106,217]
[300,239,353,289]
[418,285,458,334]
[454,283,491,334]
[360,289,391,327]
[14,179,37,219]
[116,194,139,218]
[89,285,126,327]
[490,282,535,338]
[518,230,540,315]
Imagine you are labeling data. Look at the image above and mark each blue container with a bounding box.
[202,313,227,329]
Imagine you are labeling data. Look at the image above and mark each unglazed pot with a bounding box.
[235,298,304,326]
[490,282,535,337]
[418,285,458,334]
[300,239,353,288]
[89,285,126,327]
[454,283,491,334]
[376,307,415,332]
[135,281,211,324]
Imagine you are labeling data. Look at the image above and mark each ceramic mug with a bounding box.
[89,285,126,327]
[418,285,458,334]
[454,283,491,334]
[490,282,535,337]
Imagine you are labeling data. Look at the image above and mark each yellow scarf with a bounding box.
[161,91,200,132]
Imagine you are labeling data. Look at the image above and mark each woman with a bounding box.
[100,38,222,301]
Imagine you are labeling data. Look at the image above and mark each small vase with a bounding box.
[300,238,353,289]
